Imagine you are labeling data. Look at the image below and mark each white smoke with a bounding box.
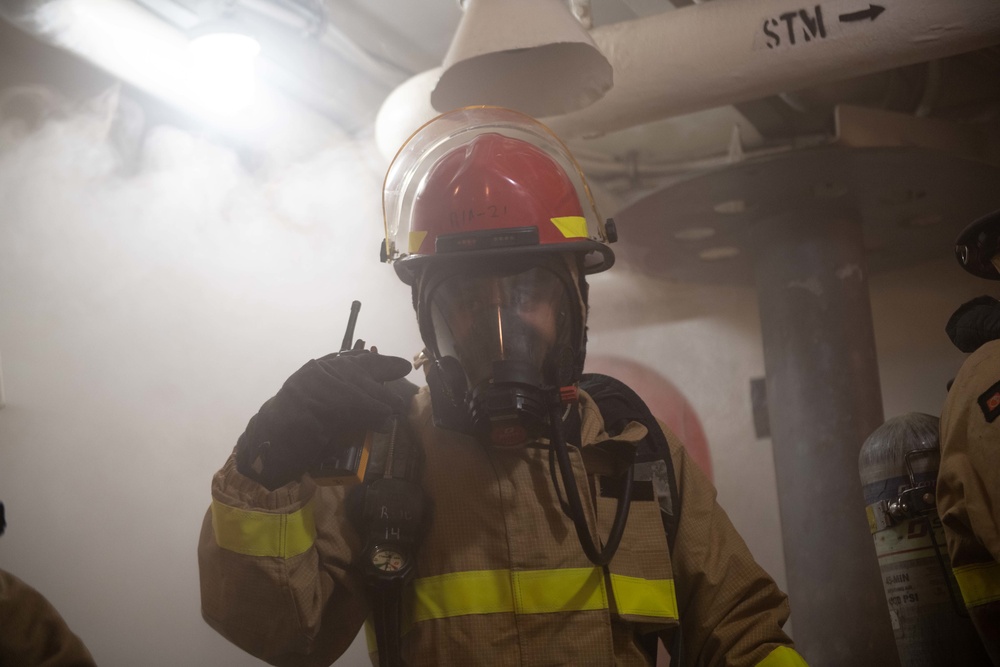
[0,80,981,667]
[0,86,414,666]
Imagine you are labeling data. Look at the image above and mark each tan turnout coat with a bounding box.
[199,387,804,667]
[0,569,97,666]
[939,339,1000,609]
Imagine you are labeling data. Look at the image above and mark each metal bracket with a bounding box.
[865,448,938,533]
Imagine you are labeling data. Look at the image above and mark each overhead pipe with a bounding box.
[376,0,1000,149]
[549,0,1000,139]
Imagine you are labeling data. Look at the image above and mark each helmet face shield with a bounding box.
[382,106,614,284]
[428,264,575,393]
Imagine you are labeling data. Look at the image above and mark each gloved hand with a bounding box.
[945,295,1000,353]
[235,352,413,490]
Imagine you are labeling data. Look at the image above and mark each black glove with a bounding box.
[235,352,413,490]
[945,295,1000,353]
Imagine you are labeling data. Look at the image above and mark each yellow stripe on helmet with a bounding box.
[408,230,429,254]
[551,216,588,239]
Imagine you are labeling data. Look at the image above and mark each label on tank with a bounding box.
[873,515,990,665]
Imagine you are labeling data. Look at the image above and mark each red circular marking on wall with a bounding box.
[585,355,713,483]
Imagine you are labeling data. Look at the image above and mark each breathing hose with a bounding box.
[549,402,634,566]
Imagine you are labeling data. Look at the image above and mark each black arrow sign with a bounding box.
[839,4,885,22]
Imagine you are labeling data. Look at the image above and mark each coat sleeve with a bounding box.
[660,423,807,667]
[197,453,370,667]
[0,569,97,667]
[939,340,1000,565]
[938,341,1000,663]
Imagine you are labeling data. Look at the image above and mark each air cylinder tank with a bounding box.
[859,412,990,666]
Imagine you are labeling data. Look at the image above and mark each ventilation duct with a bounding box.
[378,0,1000,151]
[431,0,612,118]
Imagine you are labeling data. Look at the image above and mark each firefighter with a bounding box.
[939,207,1000,664]
[0,503,97,666]
[197,106,807,666]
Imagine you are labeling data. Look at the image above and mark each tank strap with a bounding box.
[579,372,680,553]
[578,372,684,666]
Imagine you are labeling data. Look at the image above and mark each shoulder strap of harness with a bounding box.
[579,372,681,553]
[579,372,685,666]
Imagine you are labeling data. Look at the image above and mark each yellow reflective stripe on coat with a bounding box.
[210,499,316,558]
[954,561,1000,607]
[755,645,809,666]
[608,573,678,619]
[411,568,676,622]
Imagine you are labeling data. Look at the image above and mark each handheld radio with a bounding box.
[308,300,379,487]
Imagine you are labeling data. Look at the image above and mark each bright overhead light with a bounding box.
[187,31,261,117]
[31,0,265,123]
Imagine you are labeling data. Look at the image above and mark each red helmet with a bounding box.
[382,106,615,285]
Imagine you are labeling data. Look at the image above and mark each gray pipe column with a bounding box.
[752,209,899,667]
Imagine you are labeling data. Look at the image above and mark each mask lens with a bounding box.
[429,266,571,391]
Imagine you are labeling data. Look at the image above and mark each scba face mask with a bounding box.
[418,256,584,446]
